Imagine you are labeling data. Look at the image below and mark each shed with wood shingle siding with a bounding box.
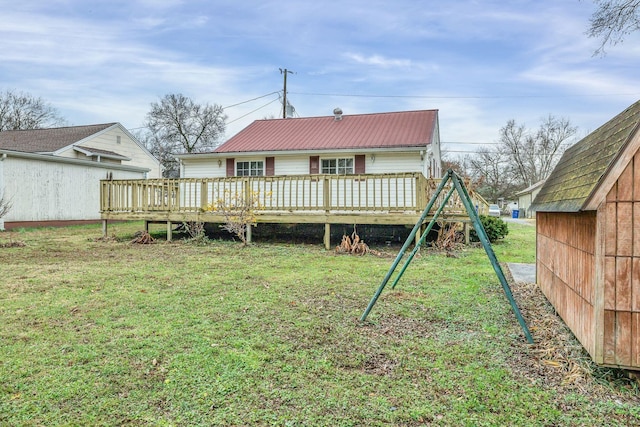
[530,100,640,370]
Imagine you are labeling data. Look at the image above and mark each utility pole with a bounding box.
[279,68,294,118]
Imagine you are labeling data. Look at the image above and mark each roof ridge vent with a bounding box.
[333,107,343,121]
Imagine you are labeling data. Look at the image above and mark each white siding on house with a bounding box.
[518,187,543,218]
[0,156,5,230]
[181,151,427,177]
[427,122,442,178]
[176,174,419,213]
[57,125,162,178]
[365,152,422,174]
[182,157,225,178]
[2,156,145,222]
[273,155,310,175]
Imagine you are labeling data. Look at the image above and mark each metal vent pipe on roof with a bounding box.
[333,107,343,121]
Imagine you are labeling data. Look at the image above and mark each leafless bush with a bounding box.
[182,221,207,242]
[0,195,11,219]
[207,190,266,246]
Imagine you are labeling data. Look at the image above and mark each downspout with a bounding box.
[0,153,6,230]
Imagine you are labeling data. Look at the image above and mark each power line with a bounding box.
[223,91,281,110]
[227,96,281,125]
[289,91,640,100]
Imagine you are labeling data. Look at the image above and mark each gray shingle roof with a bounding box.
[531,100,640,212]
[0,123,116,153]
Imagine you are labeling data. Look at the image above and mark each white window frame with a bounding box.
[321,157,354,175]
[236,160,264,176]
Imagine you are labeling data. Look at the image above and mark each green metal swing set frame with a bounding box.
[360,169,534,344]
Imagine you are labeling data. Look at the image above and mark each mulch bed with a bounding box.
[505,265,640,404]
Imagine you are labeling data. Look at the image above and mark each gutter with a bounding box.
[176,146,430,160]
[0,149,150,173]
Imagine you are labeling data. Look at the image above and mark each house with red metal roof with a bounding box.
[99,109,492,247]
[0,123,161,230]
[177,109,441,179]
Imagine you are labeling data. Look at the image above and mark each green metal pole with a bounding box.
[450,173,534,344]
[360,171,453,321]
[390,185,457,289]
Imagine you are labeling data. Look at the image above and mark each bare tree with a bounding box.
[145,93,227,177]
[587,0,640,55]
[467,147,516,203]
[0,89,65,131]
[133,129,179,178]
[146,93,226,149]
[499,116,576,187]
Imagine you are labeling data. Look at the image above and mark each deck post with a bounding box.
[166,221,172,242]
[246,224,252,244]
[145,221,149,232]
[200,181,208,208]
[323,177,330,212]
[324,224,331,250]
[464,222,470,244]
[102,219,108,237]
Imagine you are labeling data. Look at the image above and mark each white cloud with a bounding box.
[344,53,413,69]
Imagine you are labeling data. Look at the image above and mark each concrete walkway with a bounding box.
[507,263,536,284]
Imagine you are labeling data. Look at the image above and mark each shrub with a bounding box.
[470,215,509,243]
[207,190,266,246]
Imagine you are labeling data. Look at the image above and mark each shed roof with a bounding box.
[531,100,640,212]
[212,109,438,154]
[0,123,116,153]
[515,179,546,197]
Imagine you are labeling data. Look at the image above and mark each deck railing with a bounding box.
[100,173,488,218]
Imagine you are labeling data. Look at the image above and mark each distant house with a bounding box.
[0,123,161,230]
[530,100,640,370]
[514,180,545,219]
[177,109,442,180]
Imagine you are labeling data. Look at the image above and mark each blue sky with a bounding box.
[2,0,640,155]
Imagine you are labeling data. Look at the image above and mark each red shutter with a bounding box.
[265,157,275,176]
[309,156,320,174]
[354,155,366,174]
[226,158,235,176]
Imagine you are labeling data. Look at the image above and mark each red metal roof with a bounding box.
[214,110,438,153]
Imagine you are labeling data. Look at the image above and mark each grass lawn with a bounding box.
[0,221,638,426]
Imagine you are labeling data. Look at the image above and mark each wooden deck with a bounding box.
[100,173,488,247]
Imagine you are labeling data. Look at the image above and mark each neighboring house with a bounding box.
[177,109,442,179]
[0,123,161,230]
[530,100,640,370]
[514,180,546,219]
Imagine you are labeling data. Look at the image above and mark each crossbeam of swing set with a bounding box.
[360,169,534,344]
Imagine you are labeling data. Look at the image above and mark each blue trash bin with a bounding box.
[512,209,519,219]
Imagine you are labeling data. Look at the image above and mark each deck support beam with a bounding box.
[102,219,108,237]
[166,221,172,242]
[246,224,252,244]
[324,224,331,250]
